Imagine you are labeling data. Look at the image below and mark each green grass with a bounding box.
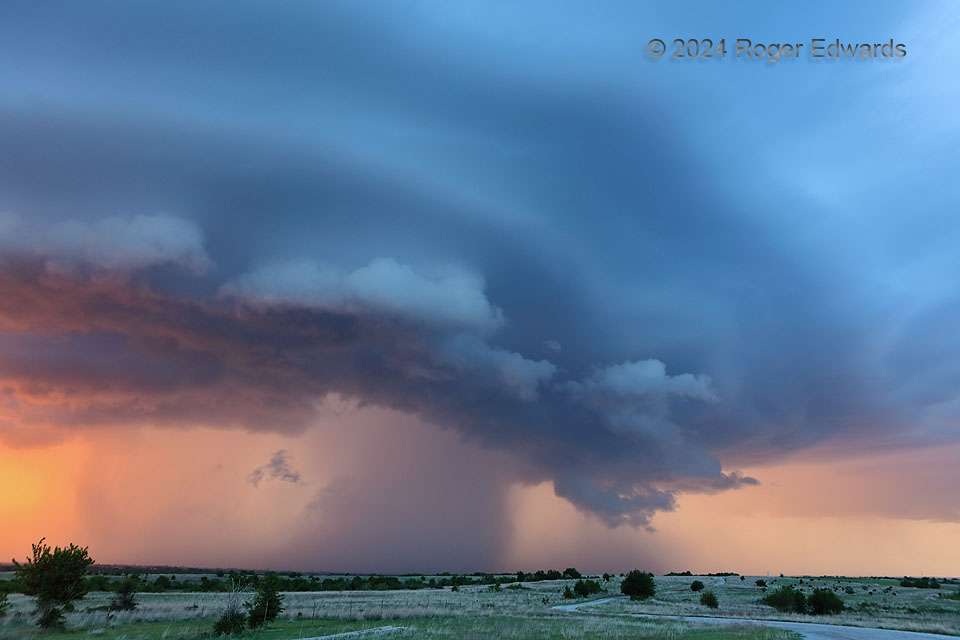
[595,575,960,636]
[0,614,800,640]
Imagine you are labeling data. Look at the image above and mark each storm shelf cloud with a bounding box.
[0,214,755,527]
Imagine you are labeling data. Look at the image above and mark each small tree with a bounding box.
[13,538,95,629]
[563,585,574,599]
[110,576,139,611]
[246,574,284,629]
[573,579,603,597]
[700,591,719,608]
[620,570,655,600]
[807,589,844,615]
[690,580,705,592]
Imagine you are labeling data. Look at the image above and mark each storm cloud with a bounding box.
[2,0,960,561]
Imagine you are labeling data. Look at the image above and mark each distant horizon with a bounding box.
[3,0,960,578]
[3,559,957,582]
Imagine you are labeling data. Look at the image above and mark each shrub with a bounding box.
[700,591,719,608]
[763,586,806,613]
[808,589,844,615]
[246,574,284,629]
[13,538,95,629]
[563,586,574,599]
[844,586,855,594]
[110,576,139,611]
[690,580,705,592]
[602,573,611,582]
[755,579,766,587]
[573,579,603,597]
[213,608,246,636]
[0,592,8,618]
[621,570,655,600]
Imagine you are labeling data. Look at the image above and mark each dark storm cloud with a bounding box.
[0,233,750,526]
[1,0,959,533]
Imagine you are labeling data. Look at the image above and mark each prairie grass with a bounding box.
[594,575,960,635]
[0,580,801,640]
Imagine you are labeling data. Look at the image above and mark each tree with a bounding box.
[563,568,582,579]
[573,579,603,597]
[690,580,705,592]
[620,570,655,600]
[110,576,139,611]
[13,538,95,629]
[807,589,844,615]
[246,574,284,628]
[700,591,719,608]
[756,579,767,587]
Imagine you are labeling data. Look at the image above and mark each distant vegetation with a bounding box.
[700,590,719,608]
[1,566,599,597]
[690,580,705,592]
[900,577,940,589]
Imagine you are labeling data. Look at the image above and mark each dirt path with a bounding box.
[552,597,953,640]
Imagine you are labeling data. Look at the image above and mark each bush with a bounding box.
[763,586,806,613]
[621,570,655,600]
[755,579,766,587]
[0,592,8,618]
[110,576,139,611]
[573,579,603,597]
[563,586,574,599]
[700,591,719,608]
[213,608,246,636]
[740,576,745,581]
[844,586,855,594]
[690,580,705,592]
[246,574,284,628]
[13,538,95,629]
[808,589,844,615]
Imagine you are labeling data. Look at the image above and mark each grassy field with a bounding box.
[594,575,960,636]
[0,579,801,640]
[2,574,958,639]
